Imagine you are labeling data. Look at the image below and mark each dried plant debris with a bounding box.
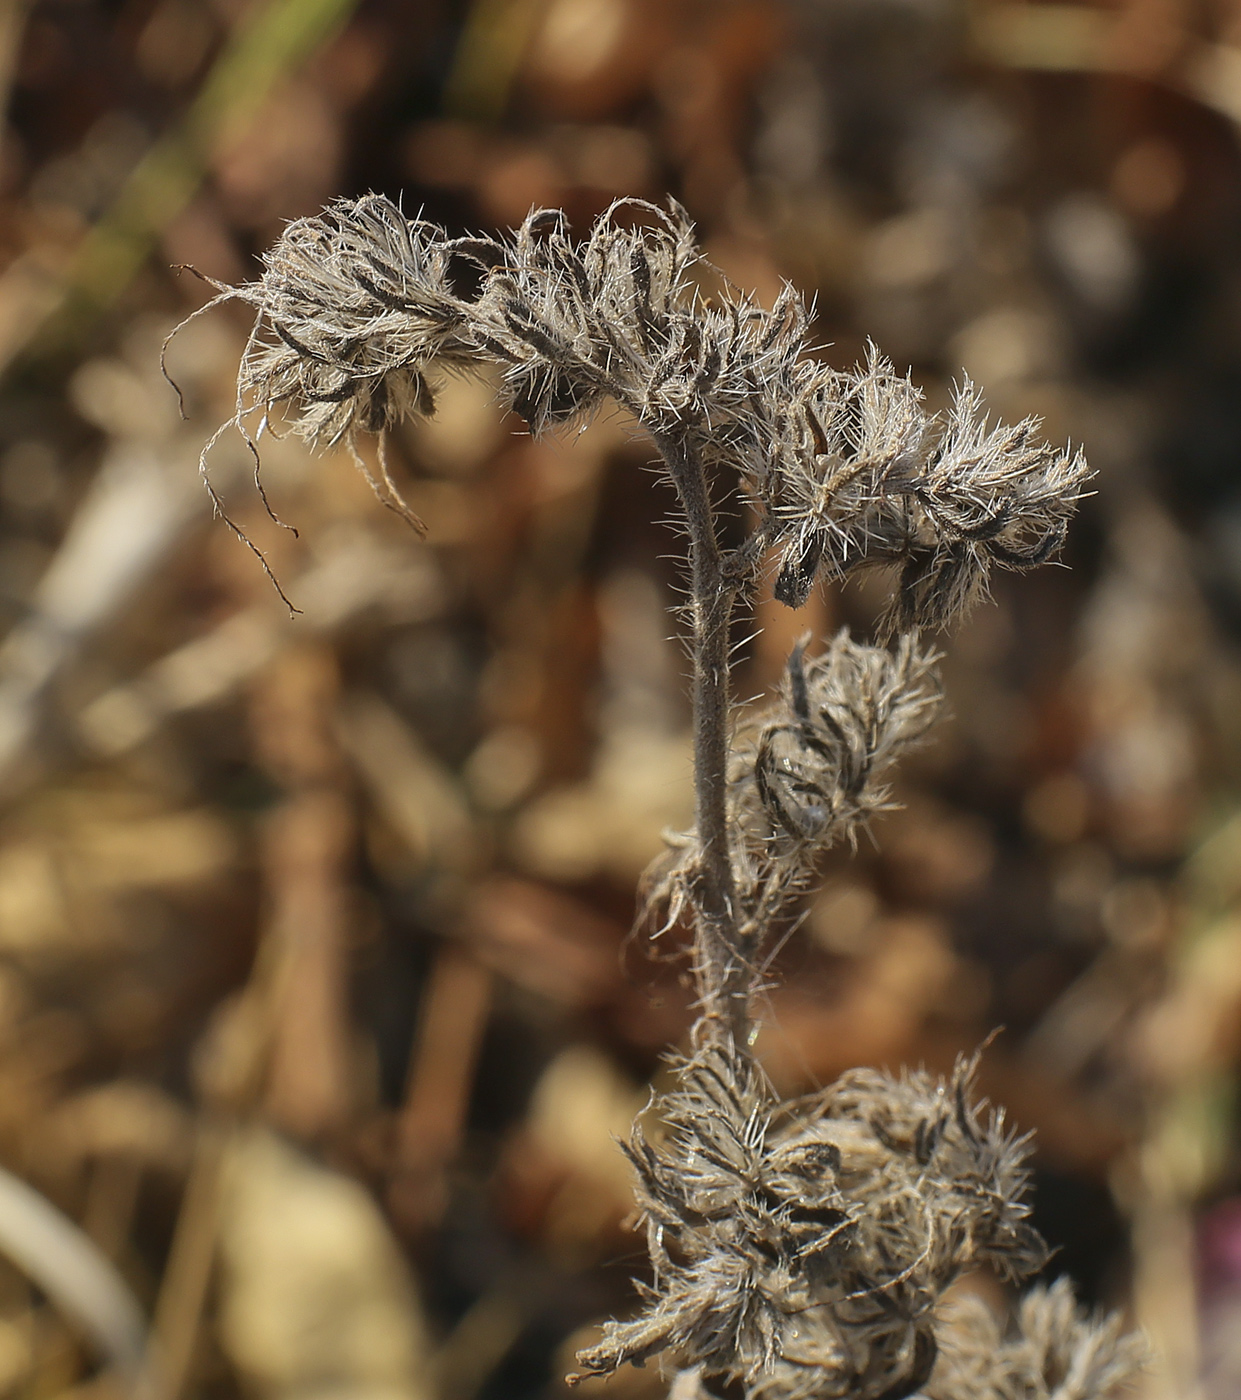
[177,195,1087,632]
[923,1278,1144,1400]
[572,1044,1047,1400]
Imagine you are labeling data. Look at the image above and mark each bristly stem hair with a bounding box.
[179,194,1142,1400]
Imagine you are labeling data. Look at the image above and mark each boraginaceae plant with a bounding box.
[178,194,1141,1400]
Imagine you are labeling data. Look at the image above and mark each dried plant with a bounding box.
[926,1279,1146,1400]
[181,193,1138,1400]
[646,629,943,955]
[572,1043,1046,1400]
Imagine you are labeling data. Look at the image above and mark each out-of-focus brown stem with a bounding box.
[250,644,356,1139]
[390,944,492,1229]
[261,787,355,1137]
[141,646,359,1400]
[138,1119,230,1400]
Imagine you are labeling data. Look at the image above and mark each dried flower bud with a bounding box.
[738,630,942,858]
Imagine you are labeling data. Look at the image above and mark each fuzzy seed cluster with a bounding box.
[738,630,942,915]
[183,193,1087,634]
[643,630,942,941]
[572,1043,1055,1400]
[924,1278,1145,1400]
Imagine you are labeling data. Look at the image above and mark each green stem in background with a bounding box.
[26,0,358,361]
[441,0,546,123]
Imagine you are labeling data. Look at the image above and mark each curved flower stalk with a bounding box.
[187,192,1137,1400]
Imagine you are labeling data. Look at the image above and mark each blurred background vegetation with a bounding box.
[0,0,1238,1396]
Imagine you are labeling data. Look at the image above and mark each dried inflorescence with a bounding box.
[226,196,469,448]
[736,630,941,909]
[573,1043,1048,1400]
[924,1278,1144,1400]
[178,194,1086,633]
[643,629,942,940]
[765,359,1091,634]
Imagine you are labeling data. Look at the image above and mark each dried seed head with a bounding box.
[766,352,1091,634]
[925,1277,1145,1399]
[736,629,942,860]
[185,196,1087,638]
[573,1044,1047,1400]
[233,194,470,449]
[643,630,942,938]
[786,1054,1049,1287]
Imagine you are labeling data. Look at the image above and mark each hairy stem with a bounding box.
[654,430,750,1042]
